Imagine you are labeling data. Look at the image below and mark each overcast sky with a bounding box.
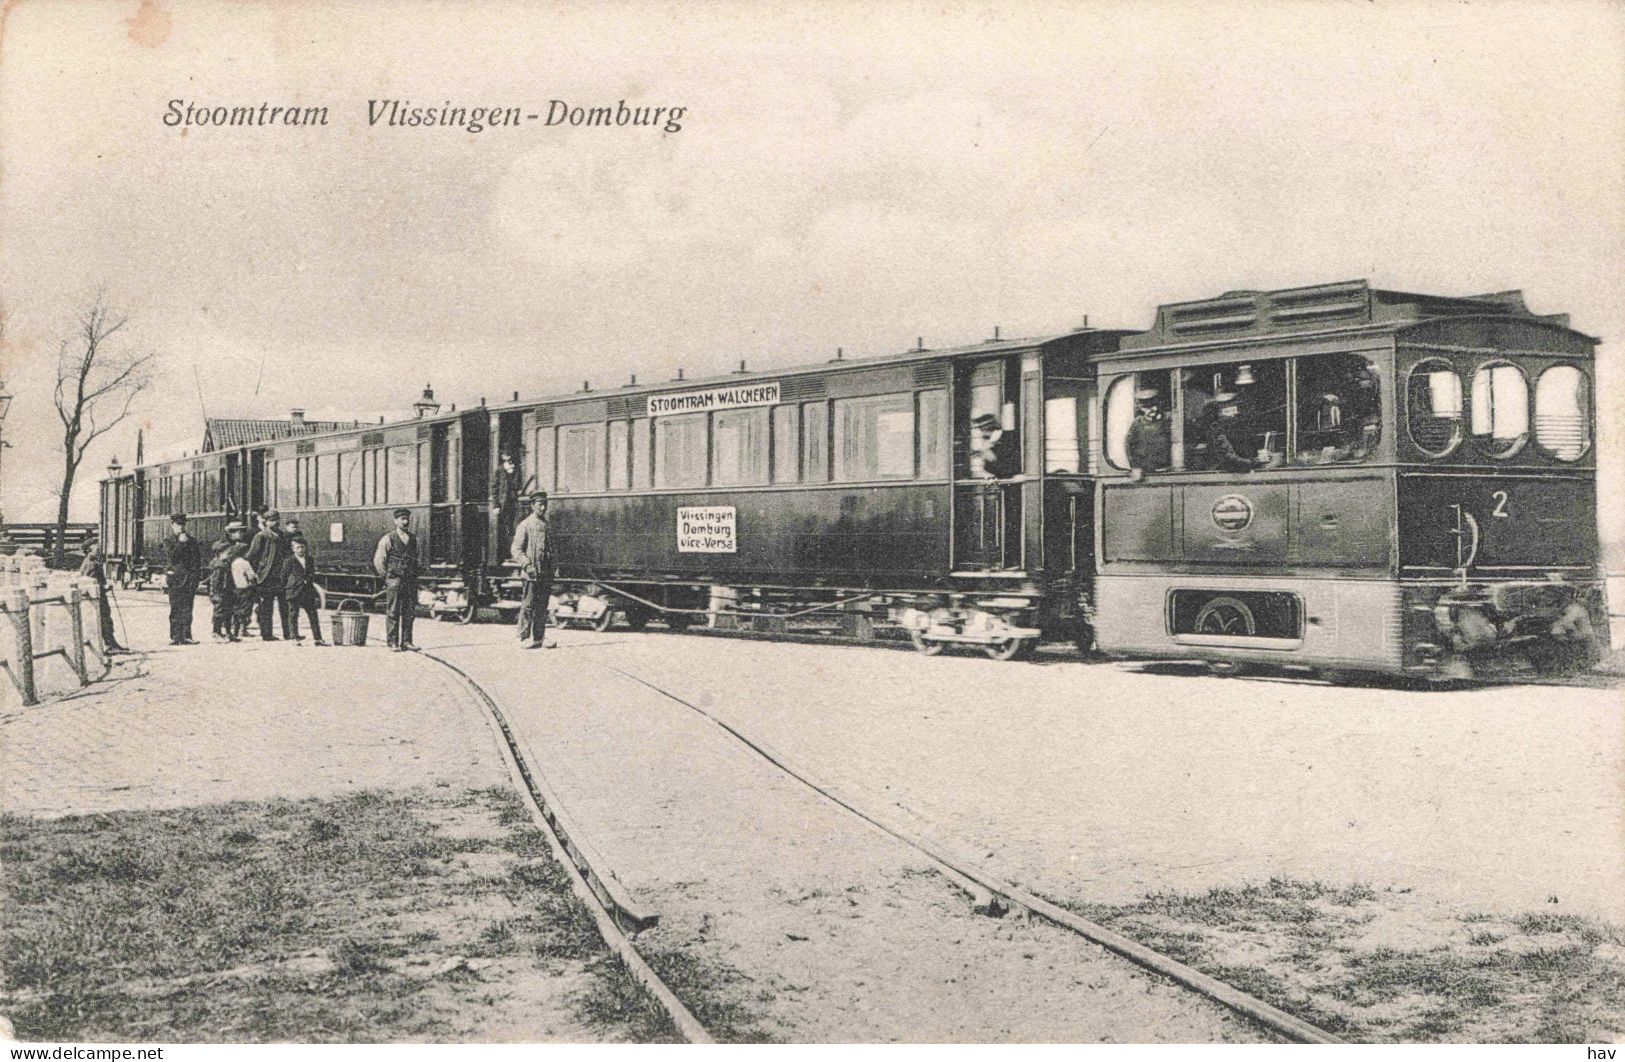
[1,0,1620,528]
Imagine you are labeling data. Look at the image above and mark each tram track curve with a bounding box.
[418,647,713,1044]
[415,637,1342,1044]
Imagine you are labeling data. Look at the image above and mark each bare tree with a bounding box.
[52,291,157,565]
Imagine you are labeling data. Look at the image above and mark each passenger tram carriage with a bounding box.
[99,279,1607,681]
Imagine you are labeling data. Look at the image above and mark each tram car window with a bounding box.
[1534,364,1590,460]
[316,454,338,506]
[631,418,652,489]
[834,393,915,481]
[1293,353,1381,464]
[532,426,556,493]
[559,423,606,493]
[918,390,949,478]
[1405,358,1465,457]
[772,405,800,482]
[608,420,631,490]
[1042,377,1088,474]
[385,445,419,504]
[1103,371,1174,474]
[801,402,828,481]
[655,412,707,488]
[712,407,770,486]
[964,358,1020,479]
[1469,360,1529,459]
[339,450,362,505]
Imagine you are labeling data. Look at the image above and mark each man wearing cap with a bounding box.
[374,508,421,651]
[1126,388,1172,480]
[970,413,1019,479]
[1199,391,1258,473]
[77,531,127,653]
[245,510,291,640]
[490,451,526,558]
[164,513,203,645]
[510,491,556,649]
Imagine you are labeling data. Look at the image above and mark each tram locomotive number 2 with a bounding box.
[1490,490,1510,518]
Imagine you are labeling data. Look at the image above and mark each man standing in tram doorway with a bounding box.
[373,507,420,651]
[511,491,555,649]
[164,513,202,646]
[489,451,525,559]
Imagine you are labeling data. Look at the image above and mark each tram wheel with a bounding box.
[624,608,651,632]
[590,609,615,633]
[983,637,1029,662]
[665,613,693,632]
[1204,659,1248,676]
[908,630,944,656]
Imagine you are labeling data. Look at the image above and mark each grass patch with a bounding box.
[0,788,678,1043]
[1072,877,1625,1043]
[640,948,777,1043]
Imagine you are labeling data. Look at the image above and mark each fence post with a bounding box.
[7,588,36,707]
[82,579,107,673]
[68,583,88,686]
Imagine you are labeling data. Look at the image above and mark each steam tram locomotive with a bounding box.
[99,279,1607,680]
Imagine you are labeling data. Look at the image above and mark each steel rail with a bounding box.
[589,658,1345,1045]
[414,648,713,1044]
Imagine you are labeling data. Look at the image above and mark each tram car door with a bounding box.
[486,409,525,564]
[953,355,1025,570]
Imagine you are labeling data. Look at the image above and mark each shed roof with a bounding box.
[202,416,366,452]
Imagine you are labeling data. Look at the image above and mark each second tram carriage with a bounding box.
[98,279,1607,680]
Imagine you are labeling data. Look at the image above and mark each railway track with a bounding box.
[420,647,712,1043]
[416,639,1344,1044]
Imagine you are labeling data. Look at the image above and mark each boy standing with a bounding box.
[282,538,327,645]
[208,540,238,641]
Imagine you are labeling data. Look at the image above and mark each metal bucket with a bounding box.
[331,598,370,647]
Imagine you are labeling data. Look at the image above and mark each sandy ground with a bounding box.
[425,633,1262,1042]
[527,629,1623,923]
[0,599,502,817]
[13,593,1617,1041]
[0,596,625,1042]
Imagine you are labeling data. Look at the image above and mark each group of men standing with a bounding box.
[84,455,553,654]
[162,509,327,646]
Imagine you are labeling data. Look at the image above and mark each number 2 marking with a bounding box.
[1491,490,1509,518]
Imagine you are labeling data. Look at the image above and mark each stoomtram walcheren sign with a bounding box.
[677,506,737,553]
[646,382,780,417]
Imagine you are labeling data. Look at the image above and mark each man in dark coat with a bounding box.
[510,491,556,649]
[373,508,420,651]
[970,413,1019,479]
[489,452,524,560]
[245,509,291,641]
[77,532,127,653]
[1125,388,1172,479]
[164,513,203,645]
